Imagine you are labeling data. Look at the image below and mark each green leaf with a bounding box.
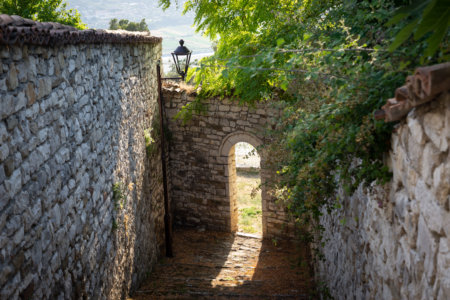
[424,13,450,57]
[399,61,410,70]
[303,33,312,41]
[276,38,285,47]
[388,0,430,23]
[385,12,408,26]
[414,0,447,40]
[388,19,419,52]
[280,81,289,91]
[222,69,229,78]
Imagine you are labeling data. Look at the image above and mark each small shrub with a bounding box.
[112,218,118,231]
[112,182,125,210]
[144,129,157,156]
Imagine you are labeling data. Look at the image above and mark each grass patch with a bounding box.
[236,168,262,235]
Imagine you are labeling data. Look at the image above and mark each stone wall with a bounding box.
[316,92,450,299]
[0,39,165,298]
[162,85,293,238]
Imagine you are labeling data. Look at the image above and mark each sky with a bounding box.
[68,0,213,56]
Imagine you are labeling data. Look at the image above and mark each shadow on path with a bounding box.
[129,228,315,299]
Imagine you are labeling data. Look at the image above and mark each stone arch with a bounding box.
[219,131,263,157]
[219,131,268,237]
[163,88,291,238]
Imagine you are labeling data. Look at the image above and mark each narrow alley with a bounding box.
[130,228,314,299]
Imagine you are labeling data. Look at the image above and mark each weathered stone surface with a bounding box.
[423,109,448,152]
[4,169,21,198]
[6,64,18,90]
[162,84,287,239]
[0,143,9,161]
[37,77,52,100]
[408,117,425,145]
[422,142,441,186]
[316,92,450,299]
[0,42,164,299]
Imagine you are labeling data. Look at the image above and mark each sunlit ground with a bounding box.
[209,233,262,289]
[236,169,262,235]
[235,142,262,236]
[130,229,314,299]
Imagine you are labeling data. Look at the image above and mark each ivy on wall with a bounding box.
[160,0,448,241]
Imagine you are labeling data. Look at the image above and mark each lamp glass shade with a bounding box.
[171,39,192,80]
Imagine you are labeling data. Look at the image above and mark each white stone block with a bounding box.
[417,215,438,281]
[423,110,448,152]
[416,179,442,233]
[433,163,445,189]
[394,190,409,219]
[422,142,441,186]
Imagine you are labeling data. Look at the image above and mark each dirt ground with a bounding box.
[129,228,315,299]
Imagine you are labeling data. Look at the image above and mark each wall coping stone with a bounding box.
[162,82,198,97]
[375,62,450,122]
[0,14,162,46]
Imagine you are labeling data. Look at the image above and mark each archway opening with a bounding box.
[234,142,262,236]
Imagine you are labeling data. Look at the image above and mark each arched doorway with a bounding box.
[235,142,262,235]
[219,132,268,237]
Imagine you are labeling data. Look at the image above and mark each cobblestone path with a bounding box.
[129,228,315,299]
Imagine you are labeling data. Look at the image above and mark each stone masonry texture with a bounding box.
[3,17,448,300]
[0,40,164,299]
[316,92,450,299]
[162,85,294,239]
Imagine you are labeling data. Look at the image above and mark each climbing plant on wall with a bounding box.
[160,0,449,240]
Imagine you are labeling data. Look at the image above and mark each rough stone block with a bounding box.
[16,61,28,83]
[4,169,21,198]
[406,130,424,173]
[423,110,448,152]
[437,237,450,299]
[421,142,441,186]
[0,143,9,161]
[6,64,18,90]
[0,95,15,119]
[37,78,52,100]
[14,91,27,114]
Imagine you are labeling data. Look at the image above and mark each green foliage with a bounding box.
[174,98,208,124]
[144,128,157,156]
[112,182,125,210]
[112,218,118,231]
[240,207,262,217]
[161,0,447,244]
[0,0,86,29]
[109,18,149,31]
[387,0,450,58]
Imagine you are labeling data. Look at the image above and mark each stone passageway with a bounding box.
[130,229,314,299]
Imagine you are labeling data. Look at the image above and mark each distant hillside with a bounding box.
[68,0,212,55]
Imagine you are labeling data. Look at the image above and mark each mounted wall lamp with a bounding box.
[156,39,192,258]
[160,39,192,81]
[172,39,192,81]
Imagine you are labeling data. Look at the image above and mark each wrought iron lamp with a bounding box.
[171,39,192,81]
